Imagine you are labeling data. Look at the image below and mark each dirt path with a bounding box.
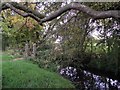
[13,58,24,61]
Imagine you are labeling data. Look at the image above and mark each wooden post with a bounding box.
[32,43,36,58]
[24,43,29,58]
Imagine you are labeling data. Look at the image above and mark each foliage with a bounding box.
[1,2,120,80]
[1,10,43,52]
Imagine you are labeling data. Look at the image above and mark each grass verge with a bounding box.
[2,54,75,88]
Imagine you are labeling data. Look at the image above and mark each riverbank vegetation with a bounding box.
[2,53,74,88]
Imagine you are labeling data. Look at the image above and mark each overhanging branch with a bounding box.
[1,2,45,19]
[41,3,120,23]
[1,2,120,24]
[5,3,41,22]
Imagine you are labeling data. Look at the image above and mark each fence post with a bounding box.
[24,43,29,58]
[32,43,36,58]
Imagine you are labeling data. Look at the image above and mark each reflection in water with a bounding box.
[59,67,120,89]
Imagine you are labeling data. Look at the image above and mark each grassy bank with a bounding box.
[2,53,75,88]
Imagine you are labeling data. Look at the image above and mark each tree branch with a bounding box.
[41,3,120,23]
[1,2,45,19]
[1,2,120,24]
[5,3,42,23]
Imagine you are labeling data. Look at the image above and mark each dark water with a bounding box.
[59,67,120,90]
